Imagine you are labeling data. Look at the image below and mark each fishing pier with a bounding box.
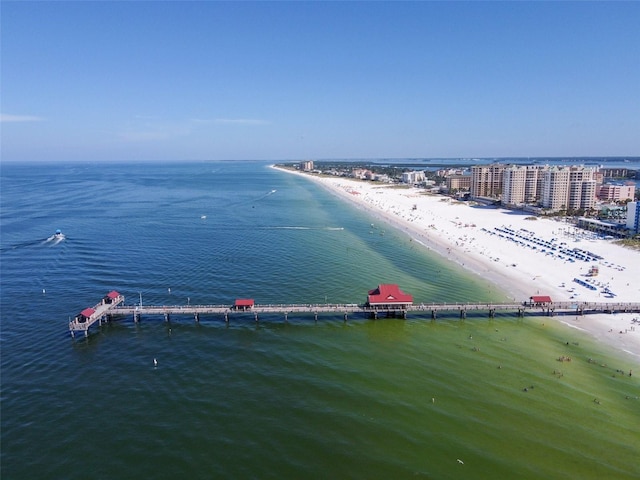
[68,286,640,338]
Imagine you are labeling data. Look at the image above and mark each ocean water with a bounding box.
[1,161,638,479]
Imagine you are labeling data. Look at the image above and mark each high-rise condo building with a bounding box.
[502,165,546,206]
[470,164,505,198]
[541,166,596,210]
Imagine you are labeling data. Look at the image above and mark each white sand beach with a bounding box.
[275,166,640,357]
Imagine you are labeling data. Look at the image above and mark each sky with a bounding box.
[1,1,639,163]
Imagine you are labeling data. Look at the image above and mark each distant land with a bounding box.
[306,157,640,170]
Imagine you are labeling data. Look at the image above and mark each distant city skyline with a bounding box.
[1,1,639,163]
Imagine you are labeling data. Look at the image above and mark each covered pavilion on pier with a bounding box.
[366,284,413,310]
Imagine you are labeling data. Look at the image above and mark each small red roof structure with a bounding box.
[530,295,552,304]
[367,284,413,308]
[103,291,121,304]
[234,299,255,310]
[79,308,96,318]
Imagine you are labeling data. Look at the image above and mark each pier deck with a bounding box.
[69,297,640,337]
[68,294,124,337]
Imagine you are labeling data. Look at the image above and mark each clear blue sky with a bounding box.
[1,1,639,162]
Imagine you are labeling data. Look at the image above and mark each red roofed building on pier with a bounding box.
[75,308,96,323]
[103,291,123,305]
[367,284,413,310]
[234,299,255,311]
[530,295,552,306]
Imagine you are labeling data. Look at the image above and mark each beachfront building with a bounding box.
[502,165,545,206]
[627,202,640,234]
[597,182,636,202]
[501,166,526,205]
[351,168,372,180]
[541,167,570,210]
[401,170,426,185]
[531,166,547,203]
[366,284,413,310]
[540,166,596,211]
[471,164,505,198]
[501,165,549,207]
[446,174,471,192]
[568,167,597,210]
[300,160,314,171]
[577,217,628,238]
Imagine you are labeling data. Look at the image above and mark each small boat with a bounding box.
[54,229,63,237]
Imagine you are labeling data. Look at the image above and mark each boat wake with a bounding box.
[2,233,66,252]
[255,189,278,201]
[45,230,66,245]
[226,189,278,209]
[269,226,311,230]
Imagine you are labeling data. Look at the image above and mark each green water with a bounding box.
[53,315,638,480]
[239,316,640,480]
[2,162,638,479]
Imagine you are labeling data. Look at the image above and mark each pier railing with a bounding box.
[69,297,640,337]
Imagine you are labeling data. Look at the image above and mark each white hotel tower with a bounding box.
[541,166,596,210]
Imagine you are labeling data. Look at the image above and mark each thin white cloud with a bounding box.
[1,113,45,122]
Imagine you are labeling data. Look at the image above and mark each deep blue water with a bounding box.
[1,161,638,479]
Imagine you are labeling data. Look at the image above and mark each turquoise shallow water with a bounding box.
[1,161,638,479]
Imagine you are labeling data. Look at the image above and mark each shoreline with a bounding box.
[274,165,640,358]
